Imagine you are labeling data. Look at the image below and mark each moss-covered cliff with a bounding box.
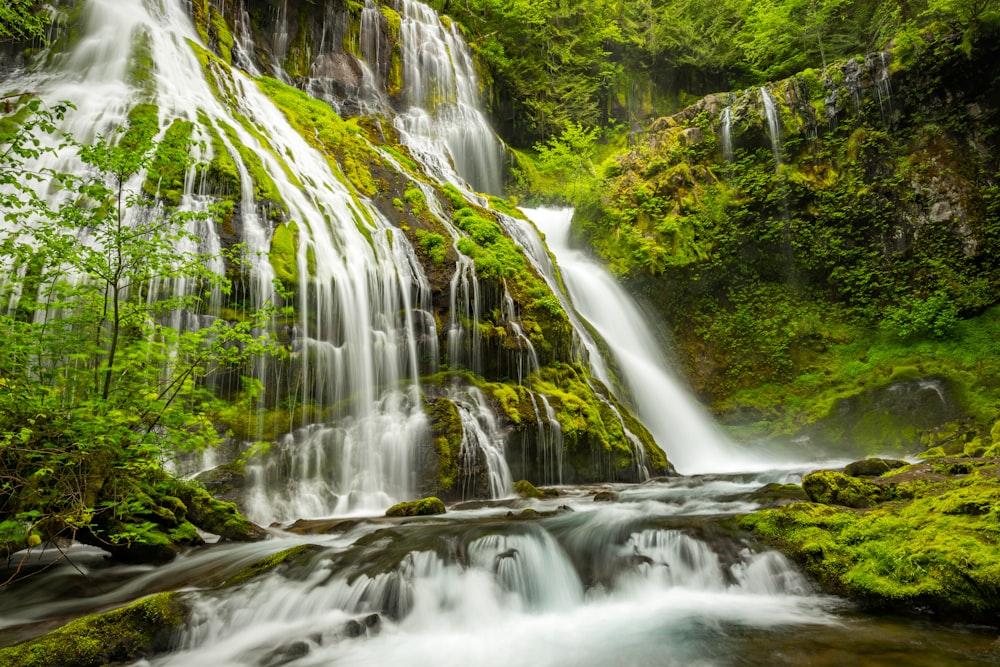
[568,27,1000,457]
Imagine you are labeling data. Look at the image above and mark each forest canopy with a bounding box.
[429,0,1000,145]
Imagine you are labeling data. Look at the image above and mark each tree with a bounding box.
[533,122,599,199]
[0,100,275,571]
[0,0,47,43]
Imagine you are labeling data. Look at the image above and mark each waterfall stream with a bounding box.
[1,2,995,664]
[525,208,768,474]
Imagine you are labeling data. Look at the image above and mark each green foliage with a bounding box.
[883,291,959,341]
[0,0,47,43]
[414,229,447,266]
[0,592,188,666]
[741,460,1000,617]
[0,102,275,566]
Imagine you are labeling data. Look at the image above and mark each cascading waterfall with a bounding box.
[5,3,995,665]
[449,385,514,499]
[760,86,782,166]
[2,0,444,522]
[524,208,766,474]
[720,105,734,162]
[392,0,504,195]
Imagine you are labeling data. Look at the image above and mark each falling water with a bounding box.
[392,0,504,194]
[720,105,734,162]
[2,0,442,522]
[525,208,766,474]
[871,50,894,127]
[760,86,782,167]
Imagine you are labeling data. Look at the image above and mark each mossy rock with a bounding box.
[741,461,1000,620]
[385,496,446,517]
[747,482,809,506]
[802,470,884,508]
[0,592,189,667]
[513,479,544,499]
[170,482,268,542]
[223,543,325,588]
[843,458,909,477]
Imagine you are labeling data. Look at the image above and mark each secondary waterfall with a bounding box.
[525,208,766,474]
[760,86,782,166]
[720,105,734,162]
[393,0,505,195]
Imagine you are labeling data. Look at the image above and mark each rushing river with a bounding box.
[1,471,997,666]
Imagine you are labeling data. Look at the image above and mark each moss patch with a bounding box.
[385,496,446,517]
[740,458,1000,619]
[0,592,188,667]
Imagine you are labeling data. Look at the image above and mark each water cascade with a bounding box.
[393,0,504,195]
[524,208,765,474]
[870,50,894,127]
[720,105,734,162]
[760,86,782,166]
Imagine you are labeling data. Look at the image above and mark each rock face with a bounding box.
[572,29,1000,457]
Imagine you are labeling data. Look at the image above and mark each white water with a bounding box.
[525,208,767,474]
[720,105,734,162]
[126,475,837,667]
[760,86,782,166]
[392,0,504,195]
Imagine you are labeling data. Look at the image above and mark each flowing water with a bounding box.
[525,208,771,475]
[1,1,998,664]
[760,86,782,167]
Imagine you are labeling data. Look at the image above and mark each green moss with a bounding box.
[217,119,286,215]
[385,496,446,517]
[741,460,1000,618]
[121,103,160,156]
[143,119,194,205]
[269,221,300,289]
[210,6,234,65]
[427,397,463,493]
[802,470,884,508]
[126,28,156,101]
[223,543,322,588]
[513,479,544,498]
[0,592,188,667]
[256,76,378,199]
[414,229,448,265]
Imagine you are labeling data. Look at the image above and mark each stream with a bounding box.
[1,471,997,666]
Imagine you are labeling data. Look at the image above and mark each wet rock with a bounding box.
[344,619,365,638]
[261,639,313,667]
[513,479,545,499]
[593,491,619,502]
[844,458,908,477]
[748,482,809,507]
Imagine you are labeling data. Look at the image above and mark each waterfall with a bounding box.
[760,86,782,167]
[720,105,734,162]
[393,0,504,195]
[870,50,894,127]
[449,386,514,499]
[524,208,765,474]
[2,0,443,522]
